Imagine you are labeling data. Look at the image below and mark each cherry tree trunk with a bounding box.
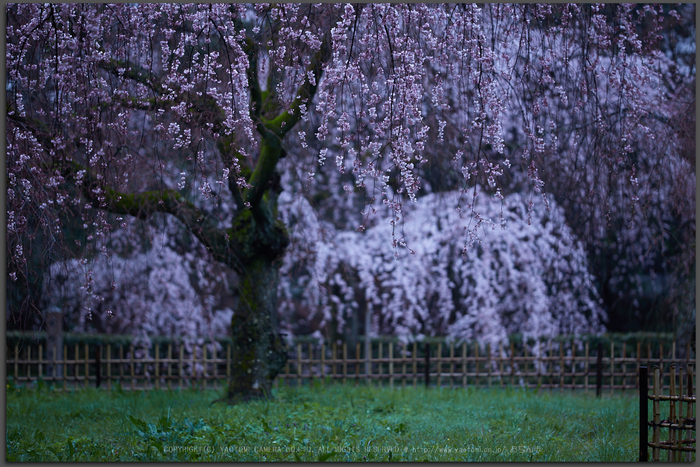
[223,203,290,403]
[227,258,287,402]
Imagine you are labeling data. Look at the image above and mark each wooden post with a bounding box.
[424,342,430,388]
[190,345,196,389]
[621,342,626,394]
[450,343,455,389]
[356,343,360,387]
[639,366,648,462]
[155,346,159,390]
[402,344,407,389]
[84,343,89,389]
[297,343,302,386]
[130,344,135,390]
[14,344,18,384]
[38,344,43,383]
[321,344,325,387]
[559,343,564,393]
[585,341,589,394]
[377,342,382,387]
[63,345,67,391]
[308,343,313,385]
[203,345,208,390]
[413,342,417,387]
[389,342,394,389]
[659,342,664,391]
[168,344,173,390]
[685,365,694,462]
[462,342,467,388]
[95,345,102,388]
[652,366,660,462]
[332,343,337,383]
[475,343,479,388]
[437,342,442,389]
[120,345,125,388]
[510,341,515,387]
[343,343,347,386]
[636,342,641,396]
[596,342,603,398]
[668,364,676,462]
[532,342,546,387]
[365,341,371,386]
[677,366,684,462]
[107,344,112,391]
[179,345,184,390]
[610,342,614,397]
[487,343,492,388]
[499,343,504,388]
[548,341,553,392]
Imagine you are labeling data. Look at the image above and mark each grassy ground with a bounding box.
[6,381,652,462]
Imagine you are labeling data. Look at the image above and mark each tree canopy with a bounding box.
[7,3,695,399]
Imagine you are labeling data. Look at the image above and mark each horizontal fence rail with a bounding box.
[6,338,695,394]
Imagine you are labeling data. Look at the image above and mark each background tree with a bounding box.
[7,4,693,401]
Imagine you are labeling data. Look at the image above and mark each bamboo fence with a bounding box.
[6,339,695,394]
[639,364,696,462]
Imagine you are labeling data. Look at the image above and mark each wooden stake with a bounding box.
[321,344,325,387]
[424,342,430,388]
[639,366,648,462]
[437,342,442,389]
[130,344,135,390]
[510,341,515,387]
[652,366,660,462]
[107,344,112,391]
[155,346,159,390]
[84,343,89,389]
[596,342,603,398]
[356,343,360,387]
[450,343,455,389]
[685,365,693,462]
[487,343,492,388]
[168,344,172,390]
[389,343,394,389]
[413,342,417,387]
[610,341,614,397]
[179,345,184,390]
[462,342,467,388]
[343,343,347,386]
[559,343,564,393]
[95,345,102,389]
[297,343,302,386]
[668,364,676,462]
[585,341,589,394]
[402,344,407,389]
[38,344,43,383]
[308,343,313,385]
[377,342,382,387]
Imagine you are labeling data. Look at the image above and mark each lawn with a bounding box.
[7,381,645,462]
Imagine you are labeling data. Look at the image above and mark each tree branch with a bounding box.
[262,39,331,139]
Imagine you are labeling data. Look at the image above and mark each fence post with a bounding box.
[596,342,603,398]
[424,343,430,388]
[685,365,694,462]
[95,345,102,388]
[639,365,648,462]
[652,366,660,462]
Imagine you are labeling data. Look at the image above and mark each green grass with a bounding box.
[6,381,652,461]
